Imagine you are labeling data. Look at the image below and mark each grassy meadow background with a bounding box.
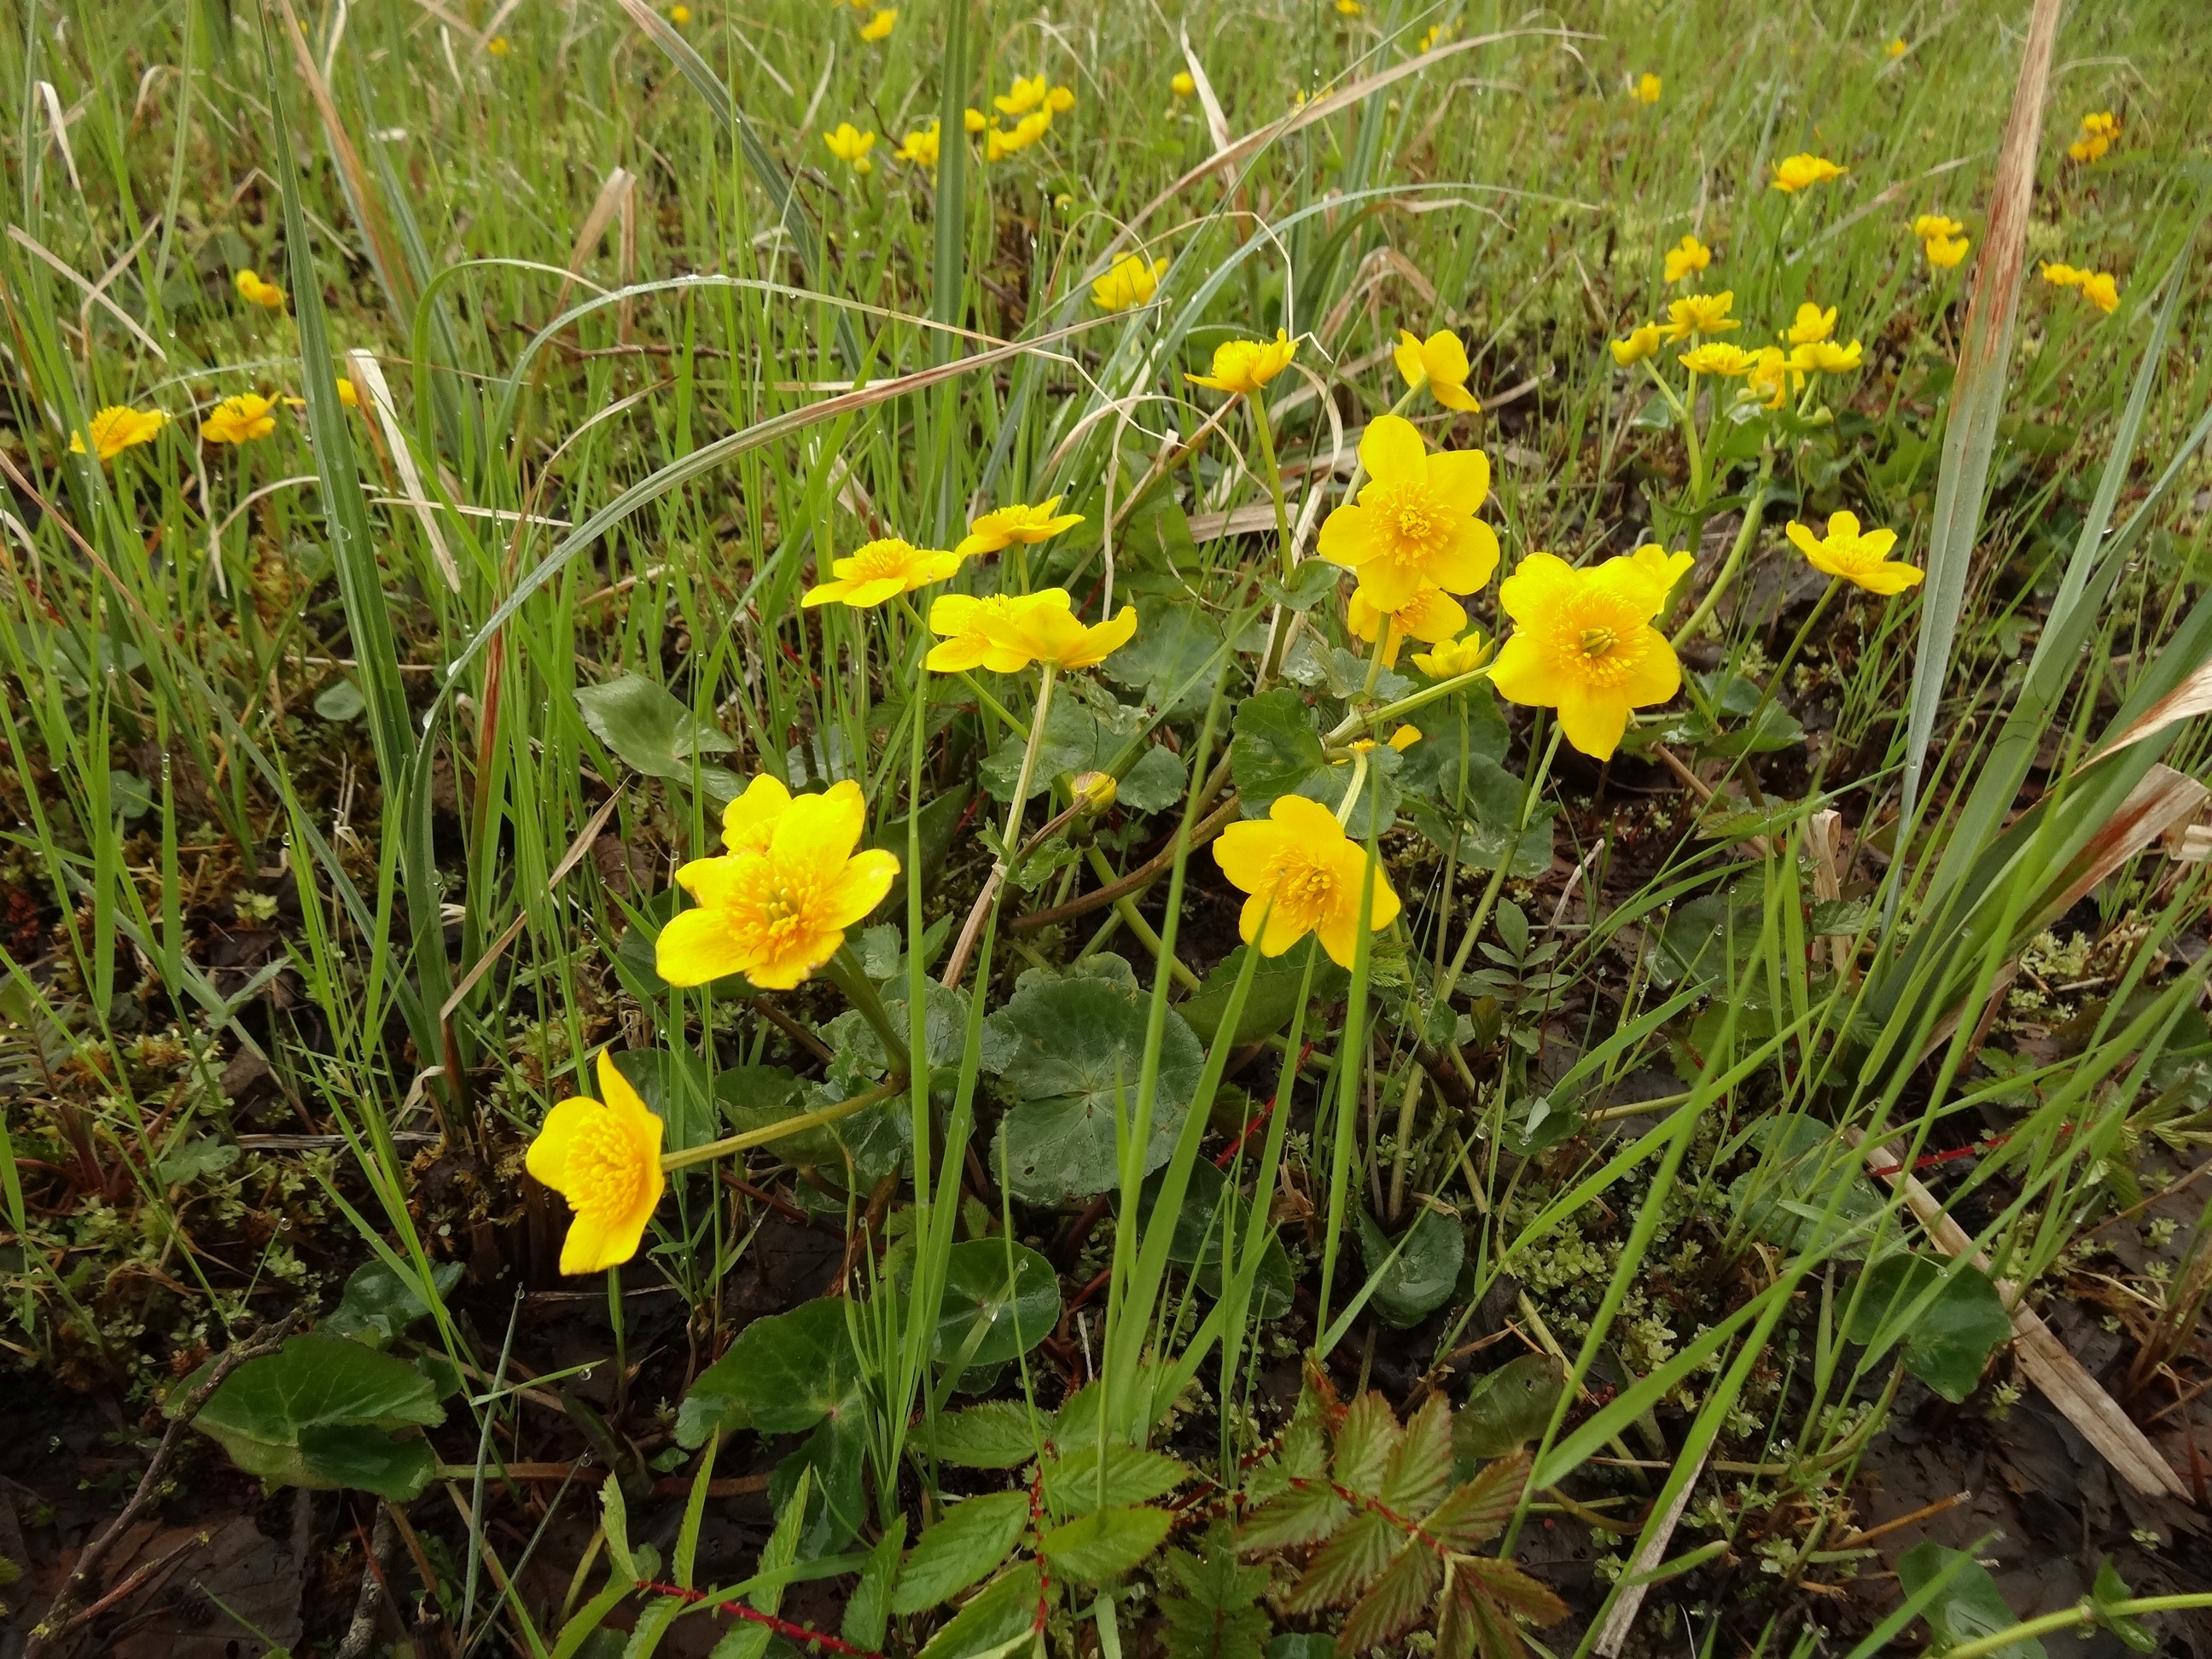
[3,0,2212,1656]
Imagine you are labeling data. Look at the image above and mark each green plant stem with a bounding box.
[1326,665,1495,744]
[1248,389,1295,584]
[824,946,911,1077]
[1334,746,1371,827]
[659,1074,907,1173]
[1004,664,1057,860]
[1670,470,1773,649]
[1940,1596,2212,1659]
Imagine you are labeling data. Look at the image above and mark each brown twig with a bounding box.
[26,1311,303,1657]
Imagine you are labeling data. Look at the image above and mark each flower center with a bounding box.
[1267,851,1336,928]
[563,1117,641,1216]
[854,542,911,578]
[1551,599,1646,688]
[1579,626,1617,659]
[1367,481,1448,568]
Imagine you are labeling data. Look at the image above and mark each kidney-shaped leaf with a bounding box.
[1845,1253,2012,1404]
[934,1240,1062,1371]
[187,1334,444,1495]
[678,1299,860,1447]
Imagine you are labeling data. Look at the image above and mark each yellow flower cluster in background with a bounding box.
[2068,110,2118,164]
[1771,153,1846,192]
[893,121,940,170]
[1092,252,1167,311]
[858,8,896,40]
[2041,262,2121,315]
[1663,234,1710,283]
[1632,73,1662,103]
[658,777,899,990]
[234,268,285,309]
[975,73,1074,160]
[1912,212,1970,269]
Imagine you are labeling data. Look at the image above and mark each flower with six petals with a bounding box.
[1214,795,1402,969]
[70,405,167,462]
[1785,510,1924,595]
[1189,331,1299,395]
[526,1050,667,1276]
[802,538,963,609]
[1489,550,1684,760]
[1317,416,1500,612]
[656,779,899,990]
[1392,329,1481,411]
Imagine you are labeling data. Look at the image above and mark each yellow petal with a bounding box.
[1357,414,1426,485]
[525,1096,602,1189]
[1424,447,1491,515]
[654,906,752,987]
[1554,688,1632,760]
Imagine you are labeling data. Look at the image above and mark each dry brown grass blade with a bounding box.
[1103,28,1584,265]
[1852,1129,2188,1499]
[555,166,636,318]
[2082,659,2212,768]
[346,350,460,592]
[2038,763,2209,924]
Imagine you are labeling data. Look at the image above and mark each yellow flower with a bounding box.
[201,393,278,445]
[1746,346,1797,410]
[802,537,963,609]
[1785,510,1923,595]
[1009,109,1053,149]
[526,1051,667,1276]
[1346,585,1468,667]
[1172,71,1196,96]
[1771,153,1847,193]
[1924,234,1970,268]
[1662,234,1710,283]
[1047,85,1075,114]
[1912,212,1964,241]
[335,375,359,407]
[668,3,690,20]
[234,268,286,309]
[1410,629,1492,679]
[1190,330,1299,395]
[926,589,1136,672]
[1886,36,1906,57]
[1784,302,1836,346]
[657,779,899,990]
[1417,23,1448,50]
[995,73,1048,116]
[984,126,1016,163]
[1392,329,1481,412]
[1317,415,1500,612]
[824,122,875,172]
[1626,544,1695,604]
[964,107,989,132]
[716,773,798,858]
[1388,725,1422,751]
[894,120,940,168]
[1214,795,1401,969]
[2077,271,2120,314]
[859,7,895,39]
[1662,289,1738,340]
[1490,551,1682,760]
[1632,73,1662,104]
[1789,337,1863,374]
[2068,110,2117,163]
[486,34,510,55]
[1677,341,1758,377]
[956,498,1086,560]
[1610,322,1663,365]
[1091,253,1167,311]
[1336,0,1363,15]
[68,405,167,461]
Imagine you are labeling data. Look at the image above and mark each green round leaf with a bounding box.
[934,1239,1062,1370]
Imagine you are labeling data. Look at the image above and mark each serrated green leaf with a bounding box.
[893,1491,1032,1614]
[1378,1394,1454,1519]
[1156,1537,1271,1659]
[1282,1511,1396,1612]
[1330,1394,1403,1497]
[1039,1505,1174,1582]
[931,1400,1050,1469]
[1235,1479,1348,1556]
[1040,1443,1187,1518]
[841,1517,906,1651]
[1336,1539,1439,1653]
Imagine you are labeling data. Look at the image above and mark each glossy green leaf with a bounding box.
[892,1491,1032,1614]
[574,673,739,782]
[185,1334,444,1495]
[1845,1254,2012,1403]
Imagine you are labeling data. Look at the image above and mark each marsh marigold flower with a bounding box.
[825,122,875,172]
[1172,71,1196,97]
[1790,336,1864,373]
[803,537,963,609]
[924,594,1034,673]
[235,268,285,309]
[1632,73,1662,103]
[1784,302,1836,346]
[1190,330,1298,395]
[201,393,277,445]
[1786,510,1923,595]
[1662,289,1738,340]
[1627,544,1695,604]
[1663,234,1710,283]
[894,121,940,168]
[1092,253,1167,311]
[1610,322,1663,365]
[1411,628,1492,680]
[1347,585,1468,667]
[859,8,896,38]
[1392,329,1481,411]
[1678,341,1758,377]
[1214,795,1401,969]
[1772,153,1846,192]
[956,498,1086,560]
[526,1051,666,1275]
[926,589,1135,673]
[1491,550,1682,760]
[1746,346,1797,410]
[1318,415,1499,612]
[657,778,899,990]
[70,405,166,461]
